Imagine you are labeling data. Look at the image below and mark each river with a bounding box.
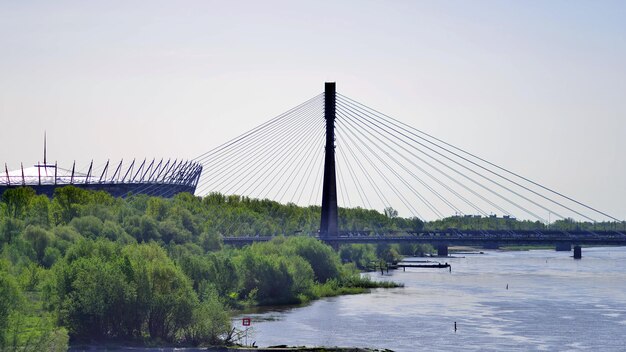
[234,247,626,351]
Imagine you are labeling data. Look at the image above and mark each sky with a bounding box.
[0,1,625,220]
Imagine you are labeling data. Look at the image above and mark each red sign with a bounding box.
[242,317,251,326]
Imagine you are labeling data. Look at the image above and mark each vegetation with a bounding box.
[3,185,620,348]
[0,187,405,348]
[426,214,624,232]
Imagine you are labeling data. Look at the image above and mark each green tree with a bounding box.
[0,217,24,244]
[384,206,398,219]
[236,242,315,304]
[198,228,223,252]
[52,225,83,254]
[50,240,205,342]
[23,225,54,264]
[376,243,402,263]
[101,220,129,242]
[2,187,36,219]
[340,244,377,269]
[0,263,22,348]
[283,236,342,283]
[159,219,192,244]
[51,186,92,224]
[124,243,197,341]
[26,194,52,227]
[138,215,161,242]
[184,287,231,346]
[69,215,104,239]
[146,197,169,221]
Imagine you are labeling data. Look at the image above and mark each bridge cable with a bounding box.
[196,97,320,174]
[336,143,388,234]
[237,107,323,198]
[193,94,323,165]
[339,108,458,217]
[243,111,323,198]
[337,103,465,217]
[334,116,394,213]
[292,145,324,205]
[264,119,326,201]
[337,111,435,218]
[193,96,321,196]
[196,100,321,195]
[339,94,612,222]
[336,112,424,219]
[195,97,322,194]
[336,156,349,208]
[340,96,543,221]
[337,100,491,217]
[336,144,372,210]
[276,127,326,203]
[310,150,324,206]
[214,106,320,197]
[337,98,511,218]
[341,93,618,222]
[129,94,323,198]
[338,96,550,222]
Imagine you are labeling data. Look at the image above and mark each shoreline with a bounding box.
[69,345,393,352]
[210,347,393,352]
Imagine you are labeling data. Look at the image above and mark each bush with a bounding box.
[69,215,104,239]
[48,239,227,344]
[340,244,377,269]
[0,265,22,348]
[236,245,314,305]
[282,236,342,283]
[22,225,54,264]
[183,288,231,346]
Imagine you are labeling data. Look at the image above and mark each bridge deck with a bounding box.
[223,229,626,246]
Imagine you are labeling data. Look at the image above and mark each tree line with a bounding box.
[0,187,405,349]
[2,186,620,349]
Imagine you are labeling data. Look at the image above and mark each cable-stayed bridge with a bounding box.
[134,82,625,256]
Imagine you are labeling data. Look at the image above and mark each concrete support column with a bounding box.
[555,243,572,251]
[437,244,448,257]
[320,82,338,239]
[573,245,582,259]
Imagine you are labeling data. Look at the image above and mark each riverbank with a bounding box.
[209,347,393,352]
[69,346,393,352]
[241,248,626,351]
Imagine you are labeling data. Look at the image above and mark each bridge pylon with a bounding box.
[320,82,338,240]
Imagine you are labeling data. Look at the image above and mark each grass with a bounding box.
[6,292,69,352]
[309,275,404,300]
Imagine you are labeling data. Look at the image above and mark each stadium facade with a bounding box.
[1,157,202,198]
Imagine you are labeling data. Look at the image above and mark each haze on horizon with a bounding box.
[0,1,624,220]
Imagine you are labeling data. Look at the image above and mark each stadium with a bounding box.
[1,155,202,198]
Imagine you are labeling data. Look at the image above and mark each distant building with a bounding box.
[1,158,202,198]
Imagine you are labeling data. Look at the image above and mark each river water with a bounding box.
[234,247,626,351]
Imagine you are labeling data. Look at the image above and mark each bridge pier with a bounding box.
[555,243,572,251]
[319,82,338,240]
[437,244,448,257]
[573,245,582,259]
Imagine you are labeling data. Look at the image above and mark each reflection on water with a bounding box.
[234,247,626,351]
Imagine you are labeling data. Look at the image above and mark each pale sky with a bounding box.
[1,1,624,220]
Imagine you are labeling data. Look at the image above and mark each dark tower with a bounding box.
[320,82,338,239]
